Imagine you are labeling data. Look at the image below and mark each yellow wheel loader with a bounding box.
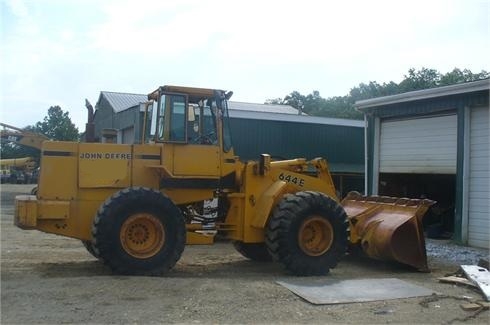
[14,85,434,276]
[0,157,37,183]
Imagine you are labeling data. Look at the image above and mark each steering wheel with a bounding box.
[193,131,216,145]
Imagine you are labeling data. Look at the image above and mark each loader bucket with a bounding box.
[341,191,436,271]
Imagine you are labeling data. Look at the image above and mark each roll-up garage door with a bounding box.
[379,114,457,174]
[468,106,489,248]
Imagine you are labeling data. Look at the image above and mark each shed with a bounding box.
[355,79,489,248]
[93,91,148,143]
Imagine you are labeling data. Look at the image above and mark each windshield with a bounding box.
[187,102,218,145]
[154,89,232,151]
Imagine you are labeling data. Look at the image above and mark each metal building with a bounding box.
[356,79,489,248]
[92,91,365,196]
[93,91,148,143]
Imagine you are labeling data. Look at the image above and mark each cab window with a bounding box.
[157,94,187,142]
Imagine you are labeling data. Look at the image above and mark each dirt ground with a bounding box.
[1,184,489,324]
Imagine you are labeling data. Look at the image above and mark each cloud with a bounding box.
[89,1,213,56]
[1,0,488,130]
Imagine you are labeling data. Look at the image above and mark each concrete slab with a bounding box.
[276,277,435,305]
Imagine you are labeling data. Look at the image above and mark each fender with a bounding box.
[251,180,290,229]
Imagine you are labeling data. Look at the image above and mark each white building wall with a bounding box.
[467,106,489,248]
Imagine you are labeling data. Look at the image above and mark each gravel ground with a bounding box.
[1,184,489,324]
[426,240,488,268]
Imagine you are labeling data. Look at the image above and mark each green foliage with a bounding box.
[349,81,400,101]
[440,68,490,85]
[398,67,441,92]
[34,106,79,141]
[283,91,306,110]
[1,106,79,159]
[266,67,489,120]
[0,143,39,162]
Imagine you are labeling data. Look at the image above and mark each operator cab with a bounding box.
[145,85,233,152]
[144,85,237,180]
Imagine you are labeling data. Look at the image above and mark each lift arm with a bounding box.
[0,123,49,150]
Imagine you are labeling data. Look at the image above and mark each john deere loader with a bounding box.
[14,85,434,276]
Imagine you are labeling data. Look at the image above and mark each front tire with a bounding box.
[92,187,186,275]
[266,191,348,276]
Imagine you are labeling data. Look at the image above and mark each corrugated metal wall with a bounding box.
[229,117,364,173]
[229,117,365,197]
[468,106,489,248]
[93,96,115,140]
[114,107,141,143]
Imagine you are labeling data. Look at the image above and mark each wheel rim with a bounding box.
[298,216,334,256]
[120,213,165,259]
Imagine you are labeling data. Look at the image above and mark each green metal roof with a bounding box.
[355,79,489,117]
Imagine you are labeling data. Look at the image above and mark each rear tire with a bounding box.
[266,191,348,276]
[232,241,272,262]
[92,187,186,275]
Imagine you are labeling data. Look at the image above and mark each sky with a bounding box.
[1,0,489,131]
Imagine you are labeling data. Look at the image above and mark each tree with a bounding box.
[0,106,79,159]
[440,68,490,85]
[303,90,325,115]
[34,106,79,141]
[283,91,306,112]
[267,67,488,120]
[268,90,362,119]
[398,67,441,92]
[398,67,489,92]
[320,96,363,119]
[349,81,400,102]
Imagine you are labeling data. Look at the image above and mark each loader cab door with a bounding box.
[156,92,221,178]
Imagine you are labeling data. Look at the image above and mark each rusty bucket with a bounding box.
[341,191,436,271]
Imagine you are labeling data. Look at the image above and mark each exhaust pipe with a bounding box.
[85,99,95,143]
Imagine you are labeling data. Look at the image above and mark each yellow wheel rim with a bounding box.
[120,213,165,259]
[298,216,334,256]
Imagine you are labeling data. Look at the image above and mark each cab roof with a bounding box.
[148,85,227,103]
